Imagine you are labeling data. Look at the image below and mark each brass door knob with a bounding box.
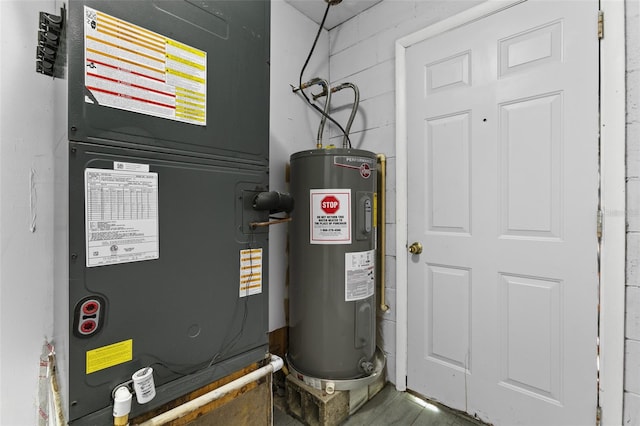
[408,242,423,255]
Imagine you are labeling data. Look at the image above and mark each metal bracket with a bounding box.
[598,10,604,40]
[36,5,66,77]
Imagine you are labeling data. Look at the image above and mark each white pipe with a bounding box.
[136,355,284,426]
[113,386,132,426]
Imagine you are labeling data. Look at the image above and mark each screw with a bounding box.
[71,253,78,261]
[70,126,77,132]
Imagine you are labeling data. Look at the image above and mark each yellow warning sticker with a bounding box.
[239,248,263,297]
[86,339,133,374]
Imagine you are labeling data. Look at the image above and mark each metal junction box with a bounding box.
[53,1,270,424]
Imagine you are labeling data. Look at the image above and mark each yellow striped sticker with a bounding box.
[175,105,206,117]
[176,87,206,99]
[97,11,165,44]
[86,339,133,374]
[239,248,262,297]
[167,68,205,84]
[176,113,206,123]
[176,99,205,109]
[166,39,206,57]
[166,54,205,71]
[87,35,164,63]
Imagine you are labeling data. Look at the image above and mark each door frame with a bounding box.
[394,0,625,424]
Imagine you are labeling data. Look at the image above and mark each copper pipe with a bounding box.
[377,154,389,312]
[291,78,331,148]
[250,217,292,228]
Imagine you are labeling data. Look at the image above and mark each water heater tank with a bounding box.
[289,148,377,380]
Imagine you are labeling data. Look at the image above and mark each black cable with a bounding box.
[298,3,329,88]
[298,3,352,148]
[147,234,256,380]
[212,230,255,362]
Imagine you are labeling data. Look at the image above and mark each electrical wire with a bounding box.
[230,230,256,344]
[298,2,352,148]
[147,233,257,380]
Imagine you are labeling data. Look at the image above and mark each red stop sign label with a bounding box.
[321,195,340,214]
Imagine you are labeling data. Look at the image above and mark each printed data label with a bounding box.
[85,168,159,267]
[240,248,263,297]
[310,189,351,244]
[302,375,322,390]
[84,6,206,125]
[114,161,149,172]
[345,250,376,301]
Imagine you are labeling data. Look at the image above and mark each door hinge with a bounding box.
[597,209,603,240]
[596,405,602,426]
[598,10,604,39]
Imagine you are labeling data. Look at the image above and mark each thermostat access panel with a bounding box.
[67,0,270,164]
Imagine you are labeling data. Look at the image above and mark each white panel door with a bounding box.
[406,1,599,425]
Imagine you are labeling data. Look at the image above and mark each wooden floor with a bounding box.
[275,384,485,426]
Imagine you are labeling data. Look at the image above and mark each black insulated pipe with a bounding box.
[252,191,294,214]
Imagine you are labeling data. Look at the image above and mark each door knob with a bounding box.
[408,242,423,255]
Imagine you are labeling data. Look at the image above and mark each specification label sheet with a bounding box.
[345,250,375,301]
[85,168,159,267]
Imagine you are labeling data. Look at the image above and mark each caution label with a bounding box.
[310,189,351,245]
[86,339,133,374]
[345,250,375,301]
[83,6,206,125]
[240,248,262,297]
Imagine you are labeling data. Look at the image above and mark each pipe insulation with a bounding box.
[136,355,284,426]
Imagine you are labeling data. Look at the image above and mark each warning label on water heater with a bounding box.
[310,189,351,244]
[345,250,375,301]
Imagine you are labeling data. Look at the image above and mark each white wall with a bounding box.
[328,0,481,385]
[269,1,330,331]
[625,0,640,422]
[0,1,60,424]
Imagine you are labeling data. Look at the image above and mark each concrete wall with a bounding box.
[269,1,330,331]
[0,1,60,424]
[626,0,640,422]
[328,0,481,385]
